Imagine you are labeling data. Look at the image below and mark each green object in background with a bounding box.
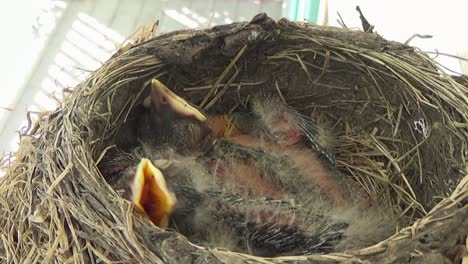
[286,0,320,23]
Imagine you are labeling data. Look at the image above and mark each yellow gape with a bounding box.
[131,158,177,228]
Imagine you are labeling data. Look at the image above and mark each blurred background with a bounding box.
[0,0,466,155]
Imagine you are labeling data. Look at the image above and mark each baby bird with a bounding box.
[135,79,367,207]
[136,79,328,201]
[100,148,394,256]
[100,147,350,257]
[138,79,210,153]
[206,98,352,205]
[99,79,395,256]
[208,98,335,165]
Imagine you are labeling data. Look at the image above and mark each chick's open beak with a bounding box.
[131,158,177,228]
[147,79,207,122]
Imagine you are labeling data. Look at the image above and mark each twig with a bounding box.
[404,34,432,45]
[356,6,374,33]
[336,12,348,29]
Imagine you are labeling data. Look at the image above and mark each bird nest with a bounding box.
[1,14,467,263]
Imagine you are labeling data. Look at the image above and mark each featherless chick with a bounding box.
[139,79,347,203]
[98,79,396,256]
[208,98,335,165]
[99,146,395,256]
[99,148,351,257]
[205,97,394,249]
[138,79,210,153]
[207,98,353,205]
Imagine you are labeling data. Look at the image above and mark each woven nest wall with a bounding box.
[1,14,467,263]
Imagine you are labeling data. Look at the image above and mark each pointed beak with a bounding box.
[146,79,207,122]
[130,158,177,228]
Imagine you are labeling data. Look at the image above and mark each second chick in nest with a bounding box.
[100,79,396,256]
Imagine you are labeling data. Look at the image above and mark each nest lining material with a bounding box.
[1,14,467,263]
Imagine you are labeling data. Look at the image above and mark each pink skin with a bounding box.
[206,159,285,199]
[207,115,243,138]
[227,134,348,206]
[206,112,348,205]
[268,112,304,145]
